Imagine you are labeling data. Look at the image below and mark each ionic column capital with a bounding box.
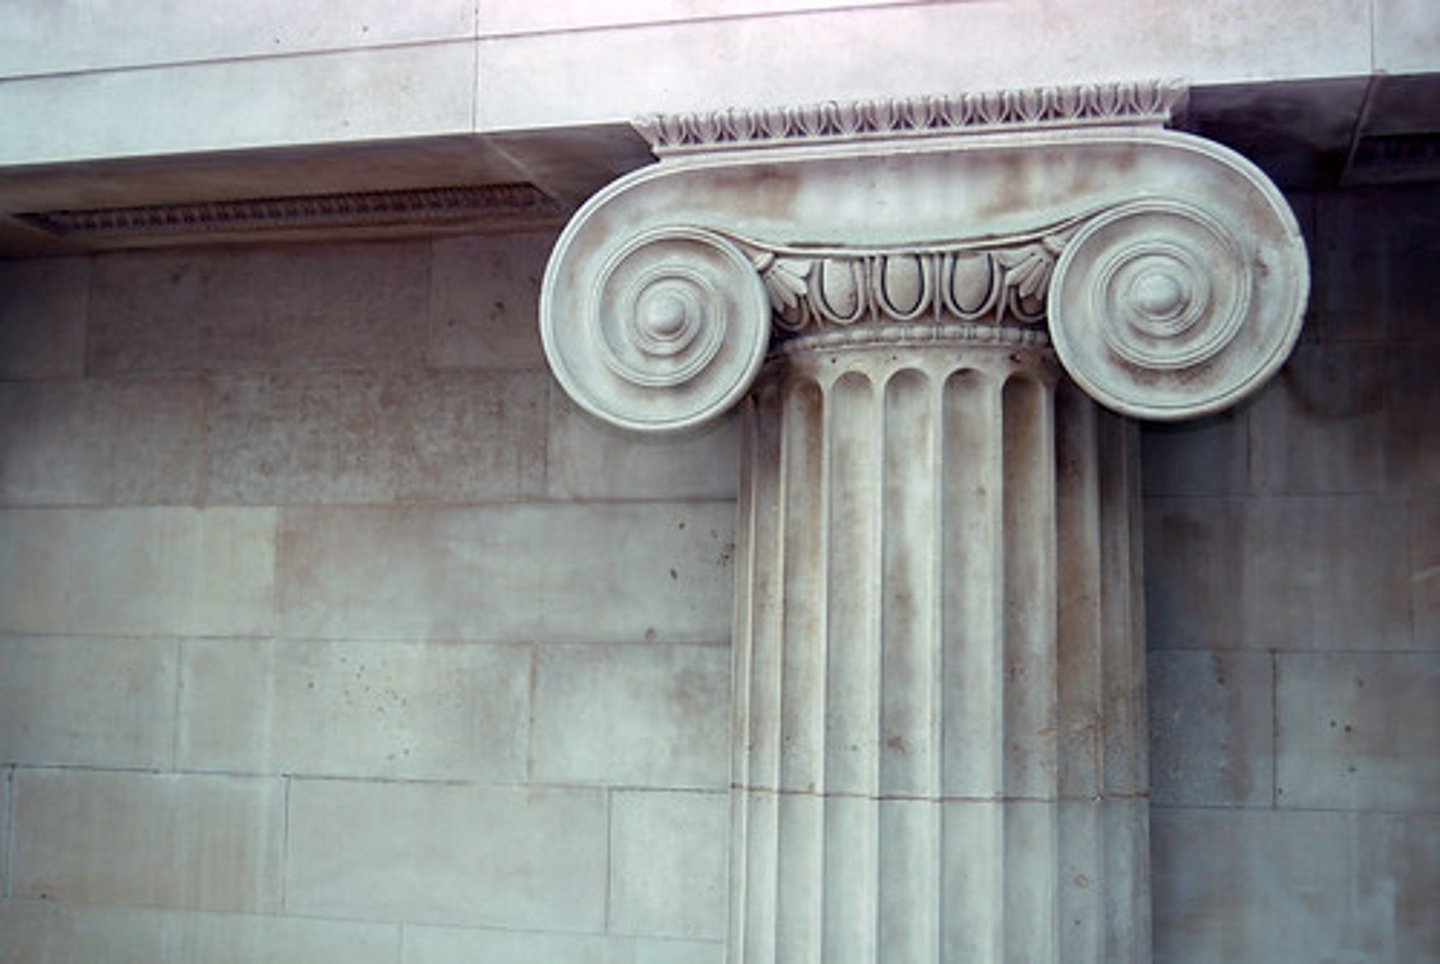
[540,81,1308,430]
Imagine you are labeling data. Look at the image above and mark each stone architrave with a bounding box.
[539,81,1308,963]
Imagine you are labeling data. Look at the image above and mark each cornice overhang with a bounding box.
[540,81,1309,432]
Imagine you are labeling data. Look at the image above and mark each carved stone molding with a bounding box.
[540,81,1308,430]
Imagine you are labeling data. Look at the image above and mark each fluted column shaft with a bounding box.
[728,327,1149,964]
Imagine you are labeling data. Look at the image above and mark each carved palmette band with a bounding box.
[540,84,1308,432]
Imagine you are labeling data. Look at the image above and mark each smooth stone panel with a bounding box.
[276,503,734,644]
[1139,409,1249,498]
[1387,344,1440,491]
[1247,343,1388,495]
[609,791,729,940]
[206,370,546,504]
[0,43,475,166]
[0,378,204,505]
[1374,0,1440,73]
[402,925,722,964]
[177,638,529,782]
[475,1,1372,130]
[478,0,917,35]
[0,507,276,637]
[1276,652,1440,811]
[0,636,176,769]
[88,241,429,375]
[429,232,554,370]
[1148,650,1274,808]
[1152,808,1440,963]
[1145,495,1411,650]
[0,901,400,964]
[547,395,739,500]
[286,779,607,931]
[1415,496,1440,649]
[11,769,284,913]
[0,258,87,380]
[532,643,729,789]
[0,0,474,76]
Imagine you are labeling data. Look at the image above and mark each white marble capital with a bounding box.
[540,81,1307,429]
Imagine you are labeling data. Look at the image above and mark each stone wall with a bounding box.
[0,181,1435,962]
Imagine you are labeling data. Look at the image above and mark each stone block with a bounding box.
[1145,495,1411,650]
[1276,652,1440,811]
[1387,344,1440,491]
[0,636,176,769]
[532,643,729,789]
[609,790,729,940]
[0,507,275,637]
[88,241,429,375]
[1375,0,1440,83]
[429,231,554,370]
[1139,407,1248,497]
[286,779,607,931]
[11,769,284,913]
[0,0,473,75]
[0,378,204,505]
[1414,496,1440,650]
[177,638,529,782]
[0,43,476,166]
[1148,650,1273,807]
[276,503,734,644]
[1152,808,1440,963]
[0,257,87,380]
[547,393,740,500]
[205,370,546,504]
[401,926,722,964]
[1247,343,1388,495]
[0,901,400,964]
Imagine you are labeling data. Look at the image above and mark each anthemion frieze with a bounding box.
[538,80,1308,963]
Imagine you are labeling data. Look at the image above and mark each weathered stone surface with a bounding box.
[1247,343,1388,494]
[286,779,607,931]
[1146,495,1410,650]
[532,644,729,789]
[276,503,733,643]
[11,769,284,913]
[177,638,529,781]
[0,636,176,769]
[547,395,739,500]
[1148,650,1274,807]
[206,370,546,504]
[1414,496,1440,649]
[1152,808,1440,963]
[0,378,204,505]
[1375,0,1440,72]
[610,790,729,940]
[429,232,554,370]
[0,258,87,380]
[0,901,401,964]
[401,925,722,964]
[1139,409,1249,498]
[1276,652,1440,811]
[88,241,429,374]
[0,507,275,637]
[1387,344,1440,491]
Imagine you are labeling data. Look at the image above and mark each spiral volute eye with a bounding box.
[542,226,770,433]
[1048,198,1307,420]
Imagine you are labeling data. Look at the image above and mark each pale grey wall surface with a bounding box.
[1143,182,1440,962]
[0,182,1435,962]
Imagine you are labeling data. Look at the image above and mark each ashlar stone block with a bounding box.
[429,231,555,370]
[276,503,734,644]
[206,370,546,504]
[1276,652,1440,811]
[1148,649,1274,807]
[0,378,204,506]
[0,257,87,380]
[401,926,722,964]
[88,241,429,375]
[177,638,529,782]
[286,779,608,931]
[532,643,729,789]
[609,790,729,940]
[0,635,176,769]
[11,769,284,913]
[1152,808,1440,963]
[0,507,275,638]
